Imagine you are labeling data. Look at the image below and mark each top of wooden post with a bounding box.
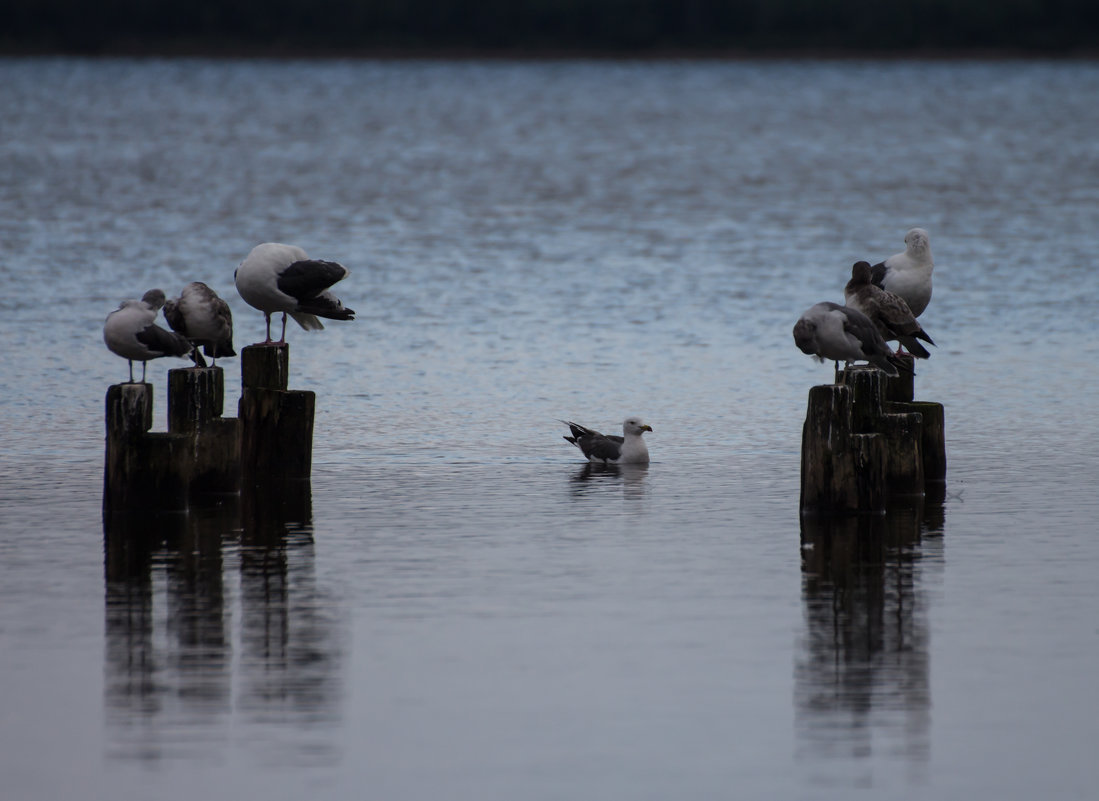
[168,367,225,432]
[241,343,289,391]
[837,353,915,403]
[106,382,153,438]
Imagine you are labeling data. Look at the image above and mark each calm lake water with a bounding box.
[1,58,1098,800]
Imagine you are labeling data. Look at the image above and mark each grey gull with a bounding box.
[164,282,236,367]
[103,289,196,383]
[561,418,653,465]
[234,242,355,344]
[793,302,904,378]
[870,227,934,317]
[845,261,934,358]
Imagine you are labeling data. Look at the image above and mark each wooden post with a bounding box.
[801,363,940,514]
[239,344,315,486]
[837,367,922,495]
[894,400,947,483]
[104,383,190,512]
[800,385,887,514]
[167,367,241,495]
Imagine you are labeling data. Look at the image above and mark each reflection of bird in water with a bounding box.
[561,418,653,464]
[163,282,236,367]
[103,289,196,383]
[569,462,650,501]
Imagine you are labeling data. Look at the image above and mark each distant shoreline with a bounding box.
[2,43,1097,61]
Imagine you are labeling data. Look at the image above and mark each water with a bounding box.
[1,58,1098,800]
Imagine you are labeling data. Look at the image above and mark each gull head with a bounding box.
[850,260,873,284]
[793,317,818,355]
[904,228,931,257]
[141,289,167,310]
[622,417,653,436]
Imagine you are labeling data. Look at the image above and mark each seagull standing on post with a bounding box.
[234,242,355,344]
[164,282,236,367]
[870,227,934,318]
[793,302,905,380]
[845,261,934,358]
[103,289,196,383]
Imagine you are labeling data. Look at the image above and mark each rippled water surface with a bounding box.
[1,58,1098,800]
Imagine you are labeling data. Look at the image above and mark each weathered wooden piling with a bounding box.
[168,367,241,494]
[105,367,241,512]
[106,343,318,512]
[104,383,190,512]
[801,356,946,514]
[238,344,315,486]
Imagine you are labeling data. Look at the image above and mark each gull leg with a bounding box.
[128,360,135,383]
[263,312,273,344]
[279,312,288,344]
[141,361,148,383]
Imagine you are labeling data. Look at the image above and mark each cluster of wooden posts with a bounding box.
[106,345,943,516]
[800,354,946,514]
[104,344,314,512]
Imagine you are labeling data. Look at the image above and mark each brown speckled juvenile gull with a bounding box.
[845,261,934,358]
[164,282,236,367]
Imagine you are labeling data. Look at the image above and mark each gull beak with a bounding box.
[642,425,653,433]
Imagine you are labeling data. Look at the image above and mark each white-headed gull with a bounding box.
[561,418,653,464]
[870,228,934,317]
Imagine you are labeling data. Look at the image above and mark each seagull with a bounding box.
[163,282,236,367]
[793,301,905,379]
[561,418,653,465]
[234,242,355,344]
[103,289,196,383]
[845,261,934,358]
[870,227,934,317]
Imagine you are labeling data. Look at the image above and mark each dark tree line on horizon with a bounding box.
[6,0,1099,54]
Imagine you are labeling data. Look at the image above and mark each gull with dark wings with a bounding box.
[793,302,906,380]
[103,289,196,383]
[234,242,355,344]
[561,418,653,465]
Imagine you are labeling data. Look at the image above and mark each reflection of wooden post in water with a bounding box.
[796,500,935,766]
[238,344,315,486]
[103,504,234,739]
[800,354,946,514]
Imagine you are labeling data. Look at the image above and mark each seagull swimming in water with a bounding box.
[103,289,196,383]
[845,261,934,358]
[234,242,355,344]
[870,227,934,318]
[561,418,653,465]
[793,301,906,379]
[164,282,236,367]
